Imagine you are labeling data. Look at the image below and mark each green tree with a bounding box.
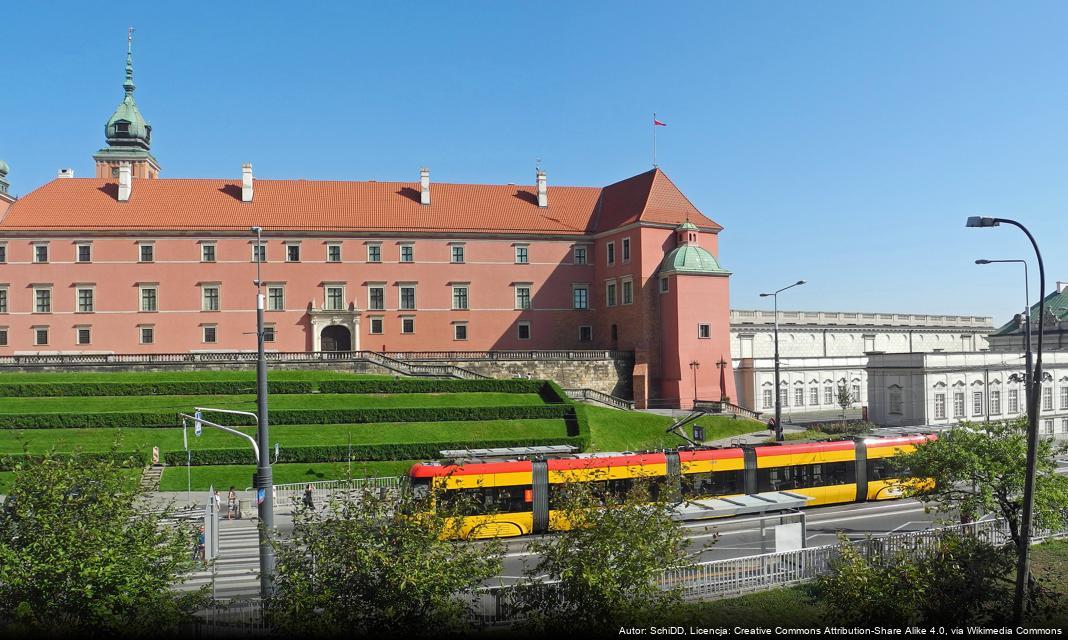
[818,533,1018,626]
[267,482,504,636]
[511,477,695,631]
[896,419,1068,552]
[0,454,204,636]
[835,379,854,417]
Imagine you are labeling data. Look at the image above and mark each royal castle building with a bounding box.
[0,37,736,409]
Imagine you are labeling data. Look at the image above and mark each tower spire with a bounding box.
[124,27,136,97]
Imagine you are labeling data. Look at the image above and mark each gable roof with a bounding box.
[0,168,721,236]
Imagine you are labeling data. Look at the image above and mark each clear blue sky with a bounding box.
[3,1,1066,324]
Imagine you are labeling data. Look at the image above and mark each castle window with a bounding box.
[518,322,531,341]
[116,122,130,134]
[698,324,711,339]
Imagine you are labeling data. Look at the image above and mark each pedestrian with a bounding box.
[303,484,314,510]
[227,486,237,520]
[212,488,221,515]
[193,526,206,564]
[767,418,776,437]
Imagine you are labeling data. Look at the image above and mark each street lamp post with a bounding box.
[759,280,807,441]
[689,360,700,409]
[251,226,275,597]
[967,216,1046,623]
[975,259,1033,409]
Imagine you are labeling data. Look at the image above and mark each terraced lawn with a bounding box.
[0,418,570,453]
[0,392,546,414]
[0,370,391,383]
[584,405,762,451]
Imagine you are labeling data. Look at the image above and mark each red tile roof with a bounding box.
[0,168,721,235]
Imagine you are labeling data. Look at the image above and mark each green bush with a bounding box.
[317,378,546,395]
[163,435,587,466]
[0,450,148,471]
[0,404,576,430]
[0,381,314,397]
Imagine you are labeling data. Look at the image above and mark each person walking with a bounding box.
[193,526,206,565]
[303,484,314,510]
[766,418,777,437]
[212,488,221,515]
[227,486,237,520]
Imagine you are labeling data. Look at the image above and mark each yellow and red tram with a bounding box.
[408,434,934,539]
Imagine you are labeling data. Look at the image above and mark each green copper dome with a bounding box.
[0,159,8,176]
[103,32,152,151]
[659,244,730,276]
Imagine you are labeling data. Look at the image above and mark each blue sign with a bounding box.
[257,488,266,505]
[194,411,203,437]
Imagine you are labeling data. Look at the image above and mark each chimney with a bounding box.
[57,168,74,179]
[419,167,430,205]
[241,163,254,202]
[117,163,132,201]
[1057,281,1068,294]
[536,169,547,208]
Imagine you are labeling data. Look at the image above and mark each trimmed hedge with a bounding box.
[163,435,588,466]
[0,381,314,397]
[318,378,546,395]
[0,404,575,430]
[0,450,148,471]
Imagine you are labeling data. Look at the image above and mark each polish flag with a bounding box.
[654,118,667,126]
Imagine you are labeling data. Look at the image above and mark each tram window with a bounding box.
[681,470,744,498]
[757,461,855,492]
[867,459,909,482]
[410,478,431,500]
[439,484,533,515]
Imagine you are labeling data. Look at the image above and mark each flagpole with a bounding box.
[652,112,657,168]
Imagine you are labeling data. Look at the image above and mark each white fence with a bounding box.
[190,517,1067,633]
[265,476,404,508]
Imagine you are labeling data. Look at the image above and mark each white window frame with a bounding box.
[698,324,711,339]
[824,386,834,405]
[76,286,95,313]
[451,285,469,311]
[400,316,415,334]
[324,284,346,311]
[450,243,465,264]
[202,325,218,344]
[452,322,468,341]
[991,389,1001,414]
[201,284,221,312]
[76,242,93,263]
[32,242,49,264]
[794,387,805,407]
[200,242,217,263]
[138,325,155,345]
[139,285,158,313]
[514,284,532,310]
[285,242,301,263]
[934,393,946,419]
[605,281,617,307]
[33,326,49,346]
[572,285,590,310]
[251,243,267,263]
[573,245,588,265]
[0,242,7,263]
[75,325,92,345]
[366,243,382,263]
[621,237,631,264]
[810,387,819,406]
[762,389,774,410]
[1009,388,1020,414]
[138,241,155,263]
[514,244,529,265]
[953,392,965,418]
[606,241,615,266]
[33,286,52,314]
[1043,387,1053,412]
[517,321,531,341]
[263,324,276,343]
[399,285,417,311]
[1060,386,1068,411]
[266,285,285,312]
[0,287,8,314]
[621,278,633,305]
[367,284,386,311]
[326,242,343,263]
[368,316,384,335]
[399,243,415,263]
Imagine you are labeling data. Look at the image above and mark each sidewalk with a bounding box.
[702,424,808,447]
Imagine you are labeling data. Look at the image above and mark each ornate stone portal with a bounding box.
[308,304,362,351]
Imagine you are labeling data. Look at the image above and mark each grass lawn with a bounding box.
[0,468,142,495]
[159,460,418,491]
[0,370,392,383]
[0,392,546,414]
[584,405,762,452]
[0,418,570,454]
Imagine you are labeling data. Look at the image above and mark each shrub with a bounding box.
[0,450,148,471]
[0,381,313,397]
[317,378,547,395]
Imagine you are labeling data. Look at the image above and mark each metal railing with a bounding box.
[266,476,404,506]
[564,388,635,410]
[693,399,763,420]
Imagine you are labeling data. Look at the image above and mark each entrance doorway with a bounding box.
[320,325,352,351]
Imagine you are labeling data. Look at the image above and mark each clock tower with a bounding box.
[93,28,161,180]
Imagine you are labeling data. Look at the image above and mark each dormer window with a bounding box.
[116,121,130,134]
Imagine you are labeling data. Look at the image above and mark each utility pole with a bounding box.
[760,280,806,441]
[252,226,275,597]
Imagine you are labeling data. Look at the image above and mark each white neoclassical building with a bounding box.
[866,351,1068,435]
[730,309,993,417]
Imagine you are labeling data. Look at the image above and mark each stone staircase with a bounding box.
[140,464,164,491]
[359,350,489,380]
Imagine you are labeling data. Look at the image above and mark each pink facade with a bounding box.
[0,168,735,408]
